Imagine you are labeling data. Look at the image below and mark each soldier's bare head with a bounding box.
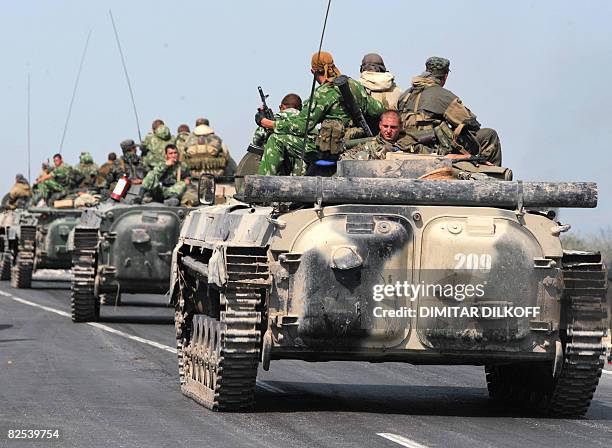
[379,110,401,143]
[152,119,165,130]
[280,93,302,111]
[108,152,117,161]
[165,143,179,164]
[360,53,386,73]
[177,124,190,133]
[53,153,62,167]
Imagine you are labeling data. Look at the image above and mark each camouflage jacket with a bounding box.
[73,162,99,189]
[141,125,176,168]
[176,131,191,158]
[274,79,384,136]
[252,108,300,147]
[6,182,32,209]
[185,125,230,176]
[142,161,191,191]
[50,162,72,185]
[340,135,406,160]
[118,154,146,181]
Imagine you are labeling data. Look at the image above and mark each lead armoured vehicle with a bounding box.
[70,196,189,322]
[171,155,609,416]
[7,207,81,288]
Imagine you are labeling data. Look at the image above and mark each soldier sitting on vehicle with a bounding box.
[72,151,99,191]
[397,56,502,165]
[184,122,231,178]
[142,144,191,206]
[176,124,191,159]
[252,93,303,149]
[33,153,72,206]
[141,119,176,170]
[3,174,32,210]
[341,110,407,160]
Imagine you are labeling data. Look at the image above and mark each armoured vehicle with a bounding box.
[70,197,189,322]
[0,209,34,280]
[6,207,81,289]
[171,154,609,416]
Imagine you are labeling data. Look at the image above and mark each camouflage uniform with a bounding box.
[176,131,191,159]
[258,79,384,175]
[397,57,502,165]
[340,135,406,160]
[97,159,122,191]
[142,161,191,201]
[72,152,99,190]
[184,125,230,177]
[141,125,176,169]
[36,162,72,202]
[252,108,300,148]
[5,175,31,210]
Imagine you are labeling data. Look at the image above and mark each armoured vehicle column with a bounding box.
[170,155,609,416]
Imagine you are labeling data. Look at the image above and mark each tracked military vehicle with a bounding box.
[7,207,81,288]
[0,209,34,280]
[70,194,189,322]
[171,154,609,416]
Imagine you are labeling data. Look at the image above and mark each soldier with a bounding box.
[341,110,406,160]
[252,93,303,148]
[142,144,191,205]
[256,51,384,175]
[97,152,121,191]
[34,153,72,205]
[176,124,191,159]
[117,139,146,184]
[358,53,402,110]
[397,57,502,165]
[184,122,231,178]
[72,151,99,190]
[4,174,32,210]
[141,119,176,169]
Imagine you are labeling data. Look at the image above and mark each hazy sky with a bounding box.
[2,0,611,233]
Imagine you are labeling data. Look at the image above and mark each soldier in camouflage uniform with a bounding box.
[184,123,230,177]
[141,119,176,170]
[34,153,72,205]
[4,174,32,210]
[72,151,99,190]
[397,57,502,165]
[97,152,121,191]
[142,144,191,205]
[176,124,191,159]
[257,51,384,175]
[252,93,303,148]
[341,110,407,160]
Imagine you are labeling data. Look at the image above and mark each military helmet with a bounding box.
[360,53,386,73]
[120,139,137,153]
[79,151,94,164]
[195,117,210,126]
[425,56,450,76]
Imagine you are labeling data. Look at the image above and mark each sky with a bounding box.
[1,0,611,234]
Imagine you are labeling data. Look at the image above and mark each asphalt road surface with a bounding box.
[1,280,611,448]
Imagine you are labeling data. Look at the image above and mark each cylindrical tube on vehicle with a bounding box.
[111,175,131,202]
[241,176,598,208]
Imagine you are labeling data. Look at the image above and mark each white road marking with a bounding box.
[1,288,284,393]
[377,433,429,448]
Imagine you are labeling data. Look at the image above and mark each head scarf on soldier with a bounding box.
[360,53,387,73]
[311,51,340,83]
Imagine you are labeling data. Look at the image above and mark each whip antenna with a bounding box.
[109,9,142,142]
[298,0,332,173]
[59,29,91,154]
[27,73,31,182]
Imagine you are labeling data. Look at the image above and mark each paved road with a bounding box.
[1,280,611,448]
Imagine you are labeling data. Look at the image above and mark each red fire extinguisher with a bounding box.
[111,175,131,202]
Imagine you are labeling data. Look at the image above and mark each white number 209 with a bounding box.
[454,253,492,272]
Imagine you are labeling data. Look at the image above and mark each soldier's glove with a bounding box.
[255,110,266,127]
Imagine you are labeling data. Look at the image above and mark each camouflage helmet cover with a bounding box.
[79,151,94,164]
[425,56,451,76]
[120,139,137,152]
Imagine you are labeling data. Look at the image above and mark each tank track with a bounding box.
[486,250,607,417]
[178,247,269,411]
[70,228,99,322]
[0,251,13,280]
[11,226,35,289]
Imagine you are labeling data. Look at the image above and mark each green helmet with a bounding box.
[79,151,94,164]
